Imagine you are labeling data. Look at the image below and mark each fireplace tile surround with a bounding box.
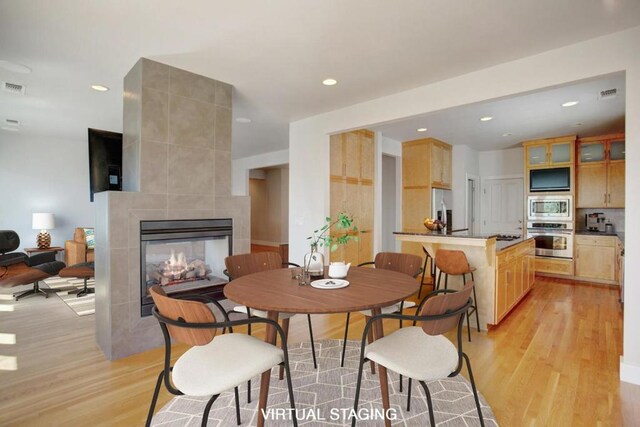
[95,59,249,360]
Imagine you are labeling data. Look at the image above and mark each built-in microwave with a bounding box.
[527,195,573,221]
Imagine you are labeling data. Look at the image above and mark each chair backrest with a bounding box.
[374,252,422,278]
[149,285,217,346]
[435,249,471,275]
[418,281,474,336]
[225,252,284,279]
[0,230,20,254]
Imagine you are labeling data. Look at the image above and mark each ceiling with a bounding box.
[1,1,639,159]
[372,73,626,150]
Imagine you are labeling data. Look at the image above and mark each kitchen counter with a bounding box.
[576,230,625,246]
[395,230,534,330]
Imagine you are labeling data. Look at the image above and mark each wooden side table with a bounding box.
[24,246,65,261]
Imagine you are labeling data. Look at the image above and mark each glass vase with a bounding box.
[304,243,325,280]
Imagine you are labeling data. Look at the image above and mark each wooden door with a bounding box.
[440,145,452,188]
[607,161,625,208]
[481,178,524,234]
[496,264,509,321]
[527,252,536,291]
[330,134,344,177]
[505,261,516,309]
[344,132,360,179]
[431,143,444,186]
[402,142,430,187]
[357,231,373,264]
[360,132,375,181]
[575,244,616,281]
[577,163,607,208]
[403,187,430,230]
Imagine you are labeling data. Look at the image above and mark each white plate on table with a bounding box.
[310,279,349,290]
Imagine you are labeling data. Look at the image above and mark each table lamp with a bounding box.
[32,213,55,249]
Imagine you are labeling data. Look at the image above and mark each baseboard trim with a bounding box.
[620,357,640,385]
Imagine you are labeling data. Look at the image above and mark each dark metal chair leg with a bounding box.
[399,374,403,392]
[201,394,219,427]
[234,386,241,425]
[14,281,49,300]
[444,273,449,290]
[283,361,299,427]
[307,314,317,369]
[247,380,251,404]
[418,255,429,299]
[472,272,480,332]
[350,356,367,427]
[436,270,442,290]
[406,378,412,411]
[145,371,165,427]
[419,381,436,426]
[341,312,350,367]
[463,352,485,427]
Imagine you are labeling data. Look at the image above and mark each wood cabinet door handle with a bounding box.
[604,193,607,204]
[608,193,611,203]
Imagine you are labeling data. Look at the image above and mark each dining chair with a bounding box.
[341,252,422,374]
[146,286,298,427]
[225,252,317,401]
[417,246,436,299]
[350,282,484,427]
[434,249,480,341]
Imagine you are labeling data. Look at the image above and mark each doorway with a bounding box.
[248,165,290,261]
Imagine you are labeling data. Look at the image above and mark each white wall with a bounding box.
[288,26,640,385]
[232,149,289,196]
[0,133,95,252]
[479,147,524,177]
[381,154,397,251]
[451,145,479,230]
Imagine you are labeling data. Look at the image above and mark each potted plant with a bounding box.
[304,212,358,279]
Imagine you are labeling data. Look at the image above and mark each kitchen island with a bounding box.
[395,230,535,329]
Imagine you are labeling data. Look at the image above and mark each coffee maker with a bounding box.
[585,213,605,232]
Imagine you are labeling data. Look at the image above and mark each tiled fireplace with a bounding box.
[94,59,249,360]
[140,219,232,316]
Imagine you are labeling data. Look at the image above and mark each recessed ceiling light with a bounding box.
[480,116,493,122]
[322,78,338,86]
[0,60,31,74]
[502,132,512,137]
[562,101,579,107]
[417,128,427,132]
[235,117,251,123]
[91,84,109,92]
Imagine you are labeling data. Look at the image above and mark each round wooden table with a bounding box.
[224,266,419,427]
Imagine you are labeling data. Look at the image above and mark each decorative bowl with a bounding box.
[424,221,445,231]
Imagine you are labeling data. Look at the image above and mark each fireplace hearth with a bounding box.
[140,219,232,316]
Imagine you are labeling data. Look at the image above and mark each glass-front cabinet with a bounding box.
[579,142,606,163]
[525,137,574,168]
[609,140,625,161]
[576,133,625,208]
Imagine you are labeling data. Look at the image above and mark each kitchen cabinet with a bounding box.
[329,130,374,265]
[576,133,625,208]
[575,234,617,283]
[495,239,535,323]
[524,136,575,168]
[400,137,452,256]
[431,140,452,189]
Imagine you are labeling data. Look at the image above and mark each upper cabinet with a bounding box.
[524,135,575,168]
[431,140,452,189]
[576,133,625,208]
[330,130,375,181]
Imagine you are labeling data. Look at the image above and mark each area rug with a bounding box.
[151,339,497,426]
[42,276,95,316]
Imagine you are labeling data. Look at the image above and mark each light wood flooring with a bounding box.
[0,277,638,426]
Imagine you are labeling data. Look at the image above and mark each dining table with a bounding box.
[224,266,420,427]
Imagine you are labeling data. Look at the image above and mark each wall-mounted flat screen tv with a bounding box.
[529,167,570,192]
[88,128,123,202]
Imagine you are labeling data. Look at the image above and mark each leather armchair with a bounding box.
[65,227,95,266]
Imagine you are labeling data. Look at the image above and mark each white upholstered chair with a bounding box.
[146,286,298,427]
[350,282,485,426]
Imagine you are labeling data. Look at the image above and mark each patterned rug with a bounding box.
[152,339,497,426]
[42,276,95,316]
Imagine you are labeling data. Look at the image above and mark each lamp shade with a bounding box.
[32,213,55,230]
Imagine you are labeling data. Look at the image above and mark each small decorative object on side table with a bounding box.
[304,212,358,280]
[32,212,55,249]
